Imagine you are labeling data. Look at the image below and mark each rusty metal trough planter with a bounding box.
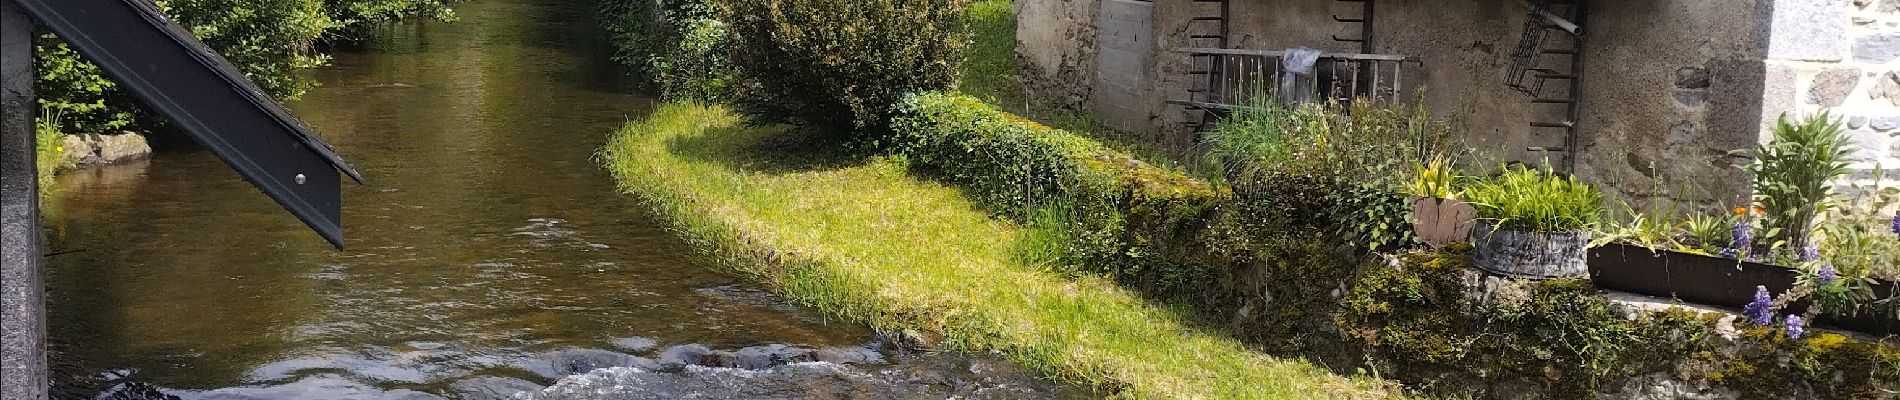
[1471,221,1591,279]
[1589,243,1898,336]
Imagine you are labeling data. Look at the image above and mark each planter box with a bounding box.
[1472,223,1590,279]
[1589,243,1897,336]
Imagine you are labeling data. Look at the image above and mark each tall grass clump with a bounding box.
[1743,112,1854,254]
[1202,95,1461,251]
[1464,165,1604,232]
[35,110,69,189]
[722,0,968,137]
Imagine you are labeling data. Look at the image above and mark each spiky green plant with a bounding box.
[1742,112,1853,254]
[1464,165,1604,232]
[1407,156,1462,200]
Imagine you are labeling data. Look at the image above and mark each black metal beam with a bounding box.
[9,0,361,248]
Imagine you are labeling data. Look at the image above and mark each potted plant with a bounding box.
[1405,157,1476,248]
[1464,164,1603,279]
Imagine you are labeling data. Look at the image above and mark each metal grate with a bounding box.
[1166,47,1418,112]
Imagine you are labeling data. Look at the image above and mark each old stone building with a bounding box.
[1017,0,1900,207]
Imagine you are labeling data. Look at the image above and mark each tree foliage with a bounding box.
[34,0,459,133]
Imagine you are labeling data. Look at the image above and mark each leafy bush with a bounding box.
[595,0,730,100]
[648,17,732,101]
[723,0,968,135]
[1743,112,1853,254]
[35,0,458,133]
[1464,165,1604,232]
[890,92,1221,293]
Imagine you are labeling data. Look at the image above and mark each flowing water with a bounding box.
[40,1,1074,398]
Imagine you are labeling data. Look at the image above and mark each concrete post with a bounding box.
[0,0,47,398]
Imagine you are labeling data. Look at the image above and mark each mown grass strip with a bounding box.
[600,102,1393,399]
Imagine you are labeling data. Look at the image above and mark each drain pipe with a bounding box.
[0,0,48,398]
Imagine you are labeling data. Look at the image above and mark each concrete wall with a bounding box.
[1092,0,1156,132]
[1017,0,1101,110]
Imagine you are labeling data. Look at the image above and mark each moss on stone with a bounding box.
[1334,249,1899,399]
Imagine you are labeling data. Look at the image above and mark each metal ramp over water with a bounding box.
[1506,0,1589,173]
[11,0,362,248]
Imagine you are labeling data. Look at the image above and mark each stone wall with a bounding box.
[1773,0,1900,187]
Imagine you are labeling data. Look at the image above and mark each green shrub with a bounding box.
[1464,165,1604,232]
[595,0,730,100]
[723,0,968,135]
[1744,112,1854,254]
[648,17,733,101]
[891,92,1221,294]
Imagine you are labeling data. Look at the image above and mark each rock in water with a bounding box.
[519,362,1061,400]
[60,132,151,167]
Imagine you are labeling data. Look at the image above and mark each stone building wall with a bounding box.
[1022,0,1900,209]
[1774,0,1900,187]
[1148,0,1774,209]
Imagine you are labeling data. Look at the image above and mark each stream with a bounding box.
[39,0,1078,398]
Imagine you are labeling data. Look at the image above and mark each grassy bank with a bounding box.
[601,102,1392,399]
[959,0,1021,106]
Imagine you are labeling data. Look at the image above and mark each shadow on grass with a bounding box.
[663,123,876,176]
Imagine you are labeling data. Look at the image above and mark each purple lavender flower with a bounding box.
[1891,214,1899,236]
[1743,285,1774,326]
[1729,221,1753,259]
[1817,265,1838,286]
[1785,314,1805,339]
[1798,245,1820,262]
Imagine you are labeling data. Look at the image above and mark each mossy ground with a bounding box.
[599,102,1395,399]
